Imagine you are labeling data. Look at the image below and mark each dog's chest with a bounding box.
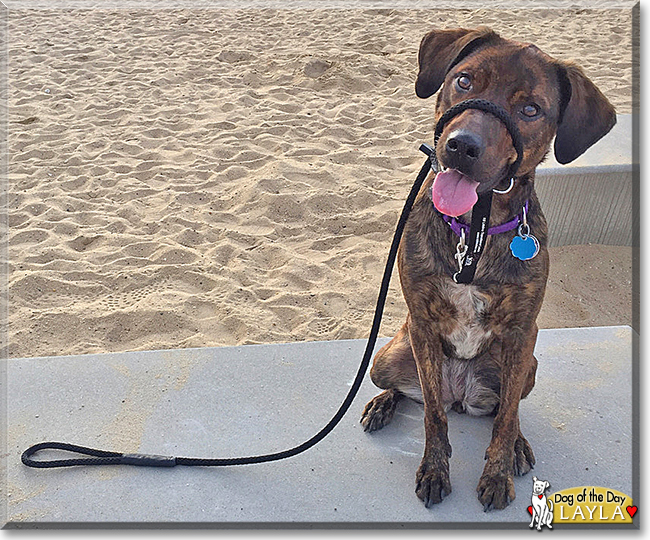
[441,281,492,360]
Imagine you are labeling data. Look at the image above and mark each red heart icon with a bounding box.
[627,506,637,518]
[527,506,533,515]
[538,494,543,499]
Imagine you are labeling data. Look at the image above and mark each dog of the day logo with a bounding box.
[526,478,635,528]
[528,477,554,530]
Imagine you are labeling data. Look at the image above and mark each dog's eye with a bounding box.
[522,104,540,118]
[456,74,472,91]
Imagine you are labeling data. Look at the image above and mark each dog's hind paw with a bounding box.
[416,455,452,507]
[513,433,535,476]
[360,389,402,432]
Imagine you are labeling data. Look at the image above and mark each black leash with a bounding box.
[22,99,524,470]
[21,144,435,470]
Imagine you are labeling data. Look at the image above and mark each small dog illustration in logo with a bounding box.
[529,476,554,530]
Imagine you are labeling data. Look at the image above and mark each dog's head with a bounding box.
[416,28,616,217]
[532,476,551,496]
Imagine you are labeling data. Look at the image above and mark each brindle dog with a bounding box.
[360,28,616,511]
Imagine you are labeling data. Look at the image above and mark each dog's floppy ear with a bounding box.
[415,27,499,99]
[545,481,551,490]
[554,62,617,164]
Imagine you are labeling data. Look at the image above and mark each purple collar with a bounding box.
[439,201,529,237]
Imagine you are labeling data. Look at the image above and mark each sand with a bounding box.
[6,6,635,359]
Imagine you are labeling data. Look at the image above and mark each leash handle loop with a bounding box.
[22,442,179,468]
[21,441,123,468]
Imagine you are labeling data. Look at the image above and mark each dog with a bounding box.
[530,476,554,530]
[360,27,615,510]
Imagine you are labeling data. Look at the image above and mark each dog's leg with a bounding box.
[477,325,538,511]
[361,320,420,432]
[408,316,452,507]
[514,356,537,476]
[520,354,538,399]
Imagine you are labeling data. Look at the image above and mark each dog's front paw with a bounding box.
[477,468,515,511]
[415,455,452,507]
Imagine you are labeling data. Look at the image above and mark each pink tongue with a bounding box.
[431,169,480,217]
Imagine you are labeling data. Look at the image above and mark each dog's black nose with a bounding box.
[445,131,483,161]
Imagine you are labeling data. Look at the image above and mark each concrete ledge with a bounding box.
[538,115,633,173]
[536,114,635,247]
[5,326,634,527]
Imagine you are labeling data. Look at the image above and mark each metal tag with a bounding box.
[510,233,540,261]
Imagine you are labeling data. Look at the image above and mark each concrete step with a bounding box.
[535,114,635,247]
[5,326,635,527]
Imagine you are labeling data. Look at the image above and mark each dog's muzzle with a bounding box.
[431,99,524,185]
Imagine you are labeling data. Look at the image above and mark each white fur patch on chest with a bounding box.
[443,281,492,360]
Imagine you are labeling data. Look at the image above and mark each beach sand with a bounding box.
[6,6,635,359]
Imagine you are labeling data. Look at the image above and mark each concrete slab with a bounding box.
[535,114,635,247]
[4,326,635,528]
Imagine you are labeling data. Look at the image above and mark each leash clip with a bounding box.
[453,229,468,282]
